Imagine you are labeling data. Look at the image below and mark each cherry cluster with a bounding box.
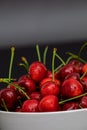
[0,43,87,112]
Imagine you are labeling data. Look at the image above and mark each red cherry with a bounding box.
[0,88,17,111]
[29,91,41,101]
[81,77,87,92]
[82,63,87,75]
[29,61,47,82]
[61,78,83,98]
[68,59,83,73]
[56,64,78,81]
[15,106,22,112]
[39,77,60,89]
[18,74,36,94]
[38,95,60,112]
[62,102,79,111]
[65,72,80,81]
[80,96,87,108]
[40,81,60,97]
[22,99,39,112]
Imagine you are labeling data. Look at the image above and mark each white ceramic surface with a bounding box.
[0,109,87,130]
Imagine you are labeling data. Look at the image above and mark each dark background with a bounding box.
[0,0,87,88]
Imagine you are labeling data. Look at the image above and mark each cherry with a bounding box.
[22,99,39,112]
[61,78,83,98]
[38,95,60,112]
[39,77,60,89]
[82,63,87,75]
[79,96,87,108]
[65,72,80,81]
[56,64,78,81]
[29,61,47,82]
[29,91,41,101]
[0,88,17,111]
[18,74,36,94]
[62,102,79,111]
[81,77,87,92]
[68,59,83,74]
[40,81,60,97]
[15,106,22,112]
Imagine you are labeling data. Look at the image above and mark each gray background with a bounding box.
[0,0,87,47]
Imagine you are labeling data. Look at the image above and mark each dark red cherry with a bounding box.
[80,96,87,108]
[40,81,60,97]
[61,78,83,98]
[38,95,60,112]
[29,61,47,82]
[68,59,83,74]
[56,64,78,81]
[22,99,39,112]
[18,74,36,94]
[0,88,17,111]
[62,102,79,111]
[39,95,60,112]
[29,91,41,101]
[65,72,80,81]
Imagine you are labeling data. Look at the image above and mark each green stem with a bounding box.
[52,48,57,81]
[59,92,87,105]
[65,56,73,64]
[8,46,15,82]
[80,70,87,80]
[43,46,48,65]
[0,79,30,100]
[1,98,9,112]
[78,42,87,58]
[36,44,41,62]
[54,63,63,72]
[19,63,27,71]
[66,52,86,63]
[19,57,29,71]
[55,53,66,65]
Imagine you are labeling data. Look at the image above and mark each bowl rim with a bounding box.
[0,108,87,115]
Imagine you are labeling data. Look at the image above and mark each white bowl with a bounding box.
[0,109,87,130]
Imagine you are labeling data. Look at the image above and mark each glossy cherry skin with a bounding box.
[81,77,87,92]
[62,102,79,111]
[56,64,78,81]
[80,96,87,108]
[38,95,60,112]
[22,99,39,112]
[65,72,80,81]
[40,81,60,97]
[18,74,36,94]
[29,91,42,101]
[39,77,60,89]
[0,88,17,111]
[61,78,83,98]
[82,63,87,75]
[29,61,47,82]
[68,59,83,74]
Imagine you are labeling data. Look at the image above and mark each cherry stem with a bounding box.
[65,56,73,64]
[54,63,63,72]
[1,98,9,112]
[66,52,86,63]
[43,46,48,65]
[0,79,30,100]
[59,92,87,105]
[55,53,66,65]
[36,44,41,62]
[52,48,57,81]
[19,57,29,71]
[8,46,15,82]
[78,42,87,59]
[80,70,87,80]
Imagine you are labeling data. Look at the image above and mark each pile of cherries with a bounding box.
[0,43,87,112]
